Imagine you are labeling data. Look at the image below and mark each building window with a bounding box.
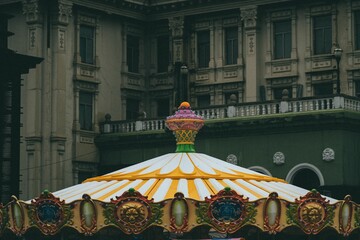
[0,15,8,48]
[225,92,237,104]
[197,95,210,107]
[355,11,360,50]
[157,36,169,73]
[79,92,93,131]
[127,35,139,73]
[78,171,93,184]
[80,25,95,64]
[225,27,238,65]
[314,82,333,96]
[157,99,169,117]
[126,98,139,120]
[313,15,332,55]
[273,87,292,100]
[355,81,360,98]
[274,20,291,59]
[197,31,210,68]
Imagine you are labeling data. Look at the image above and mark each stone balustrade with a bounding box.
[101,95,360,133]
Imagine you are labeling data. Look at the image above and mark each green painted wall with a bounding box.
[96,110,360,200]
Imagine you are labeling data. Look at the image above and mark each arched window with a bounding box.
[248,166,272,176]
[286,163,324,190]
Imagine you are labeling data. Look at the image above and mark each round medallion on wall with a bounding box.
[322,148,335,162]
[226,154,238,165]
[273,152,285,165]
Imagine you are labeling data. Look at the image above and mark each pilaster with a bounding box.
[169,16,185,63]
[241,6,258,102]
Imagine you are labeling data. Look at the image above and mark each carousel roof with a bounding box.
[52,101,336,203]
[1,102,358,238]
[53,152,336,203]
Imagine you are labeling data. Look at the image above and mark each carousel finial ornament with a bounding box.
[165,102,204,152]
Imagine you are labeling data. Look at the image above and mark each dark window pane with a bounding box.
[355,81,360,97]
[157,36,169,73]
[127,35,140,73]
[79,92,93,130]
[126,98,139,120]
[314,83,333,96]
[355,11,360,50]
[274,20,291,59]
[80,25,94,64]
[273,87,292,100]
[225,27,238,65]
[78,171,93,183]
[197,31,210,68]
[292,169,320,190]
[197,95,210,107]
[0,17,8,48]
[157,99,169,117]
[313,15,332,55]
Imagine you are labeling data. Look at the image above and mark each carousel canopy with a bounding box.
[0,102,358,238]
[52,101,336,204]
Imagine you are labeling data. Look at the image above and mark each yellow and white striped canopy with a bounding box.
[52,152,337,203]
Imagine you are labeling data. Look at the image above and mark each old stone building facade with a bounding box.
[1,0,360,200]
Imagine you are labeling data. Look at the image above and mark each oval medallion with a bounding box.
[82,201,96,228]
[341,202,351,230]
[37,203,61,224]
[12,203,23,230]
[171,199,187,227]
[266,199,279,226]
[211,198,243,222]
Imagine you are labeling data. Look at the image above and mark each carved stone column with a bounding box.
[22,0,46,198]
[49,0,72,191]
[241,6,259,102]
[169,16,185,105]
[169,16,185,64]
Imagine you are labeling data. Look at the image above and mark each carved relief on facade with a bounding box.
[57,0,72,25]
[58,29,65,50]
[322,148,335,162]
[273,152,285,165]
[247,34,255,55]
[29,28,36,49]
[241,7,257,29]
[22,0,41,23]
[226,154,238,165]
[169,16,184,38]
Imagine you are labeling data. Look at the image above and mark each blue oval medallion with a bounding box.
[37,203,61,224]
[211,199,243,222]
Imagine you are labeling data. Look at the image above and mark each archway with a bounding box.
[286,163,324,190]
[248,166,272,176]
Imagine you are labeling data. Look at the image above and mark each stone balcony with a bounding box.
[99,95,360,134]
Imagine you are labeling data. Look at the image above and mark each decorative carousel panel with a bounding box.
[28,190,73,235]
[170,192,189,233]
[0,203,6,236]
[263,192,281,234]
[286,190,335,234]
[104,188,162,234]
[355,203,360,229]
[204,188,257,233]
[9,196,25,235]
[79,194,97,235]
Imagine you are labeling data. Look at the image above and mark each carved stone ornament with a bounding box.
[273,152,285,165]
[169,16,184,38]
[57,0,73,25]
[226,154,238,165]
[241,7,257,29]
[22,0,41,23]
[322,148,335,162]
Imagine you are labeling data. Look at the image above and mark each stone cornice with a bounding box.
[70,0,296,21]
